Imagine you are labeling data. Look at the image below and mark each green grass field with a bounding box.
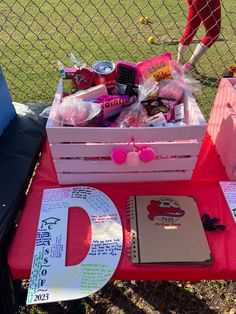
[0,0,235,118]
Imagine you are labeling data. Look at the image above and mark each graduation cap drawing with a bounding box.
[41,217,60,229]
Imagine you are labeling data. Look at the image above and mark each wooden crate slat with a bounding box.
[47,124,206,144]
[50,141,202,158]
[54,157,197,173]
[57,171,193,184]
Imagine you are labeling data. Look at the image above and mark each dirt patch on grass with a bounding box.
[17,280,236,314]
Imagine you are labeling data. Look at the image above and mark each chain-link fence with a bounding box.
[0,0,235,118]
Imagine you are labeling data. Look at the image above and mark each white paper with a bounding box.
[27,186,123,304]
[220,181,236,223]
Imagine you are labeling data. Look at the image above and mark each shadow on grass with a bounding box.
[86,281,218,314]
[128,280,217,314]
[16,280,220,313]
[160,38,225,46]
[192,70,219,88]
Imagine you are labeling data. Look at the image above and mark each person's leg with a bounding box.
[178,0,201,64]
[199,0,221,48]
[186,0,221,68]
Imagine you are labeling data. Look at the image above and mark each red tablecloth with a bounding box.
[8,132,236,281]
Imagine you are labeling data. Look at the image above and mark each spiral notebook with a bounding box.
[128,195,211,265]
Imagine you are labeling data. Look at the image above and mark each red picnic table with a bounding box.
[8,131,236,281]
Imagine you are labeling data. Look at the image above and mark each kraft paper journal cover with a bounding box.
[128,195,211,265]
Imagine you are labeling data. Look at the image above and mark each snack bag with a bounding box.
[170,60,201,95]
[116,103,148,128]
[141,97,176,121]
[58,98,102,126]
[138,53,172,82]
[158,79,184,102]
[40,98,102,127]
[116,77,158,128]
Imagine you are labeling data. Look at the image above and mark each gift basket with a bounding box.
[45,52,207,184]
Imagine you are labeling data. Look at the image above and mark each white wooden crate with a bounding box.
[46,80,207,184]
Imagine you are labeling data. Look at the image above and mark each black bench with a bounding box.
[0,102,47,313]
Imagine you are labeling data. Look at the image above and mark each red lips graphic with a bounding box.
[147,200,185,221]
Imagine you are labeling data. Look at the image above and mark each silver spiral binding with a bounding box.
[127,196,138,261]
[131,229,137,260]
[126,196,135,220]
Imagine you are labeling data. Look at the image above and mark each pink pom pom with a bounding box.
[126,151,140,167]
[139,147,156,163]
[111,147,127,165]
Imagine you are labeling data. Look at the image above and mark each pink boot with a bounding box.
[182,63,196,73]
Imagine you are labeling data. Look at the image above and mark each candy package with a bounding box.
[139,73,187,122]
[138,52,172,82]
[114,103,148,128]
[93,94,134,120]
[141,97,176,121]
[115,77,159,128]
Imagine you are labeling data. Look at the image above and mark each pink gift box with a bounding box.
[208,78,236,180]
